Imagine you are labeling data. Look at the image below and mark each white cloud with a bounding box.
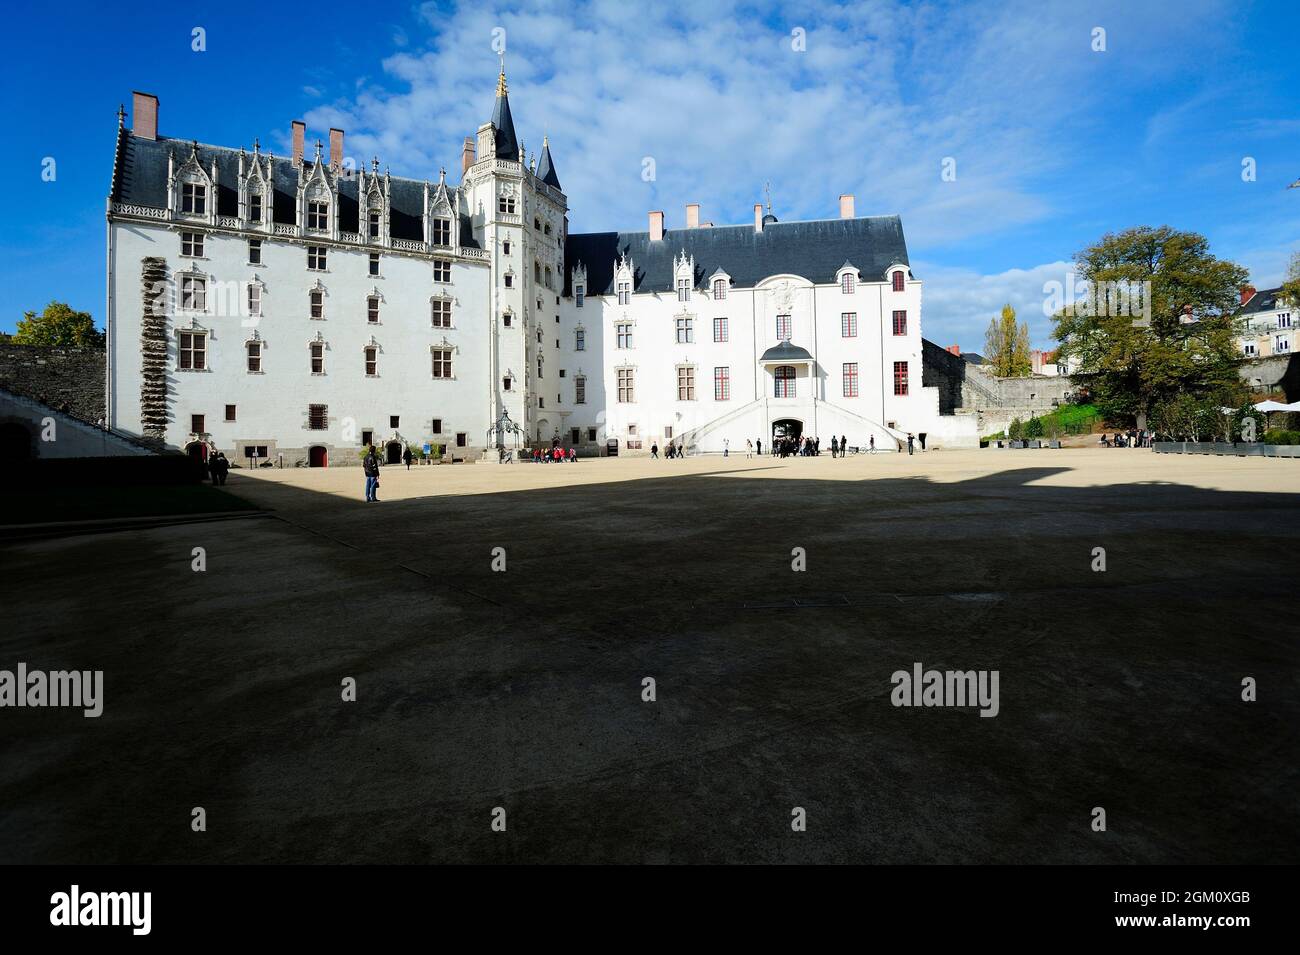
[914,260,1074,352]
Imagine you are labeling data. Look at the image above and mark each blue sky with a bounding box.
[2,0,1298,350]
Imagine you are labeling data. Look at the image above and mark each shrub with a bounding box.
[1008,417,1024,440]
[1024,416,1044,439]
[1264,429,1300,445]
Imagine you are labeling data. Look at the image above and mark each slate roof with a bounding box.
[536,139,560,189]
[491,86,519,162]
[110,131,479,247]
[759,341,814,363]
[563,215,909,295]
[1238,286,1288,316]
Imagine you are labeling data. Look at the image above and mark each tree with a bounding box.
[1052,227,1249,426]
[1281,252,1300,313]
[984,304,1032,377]
[13,302,104,347]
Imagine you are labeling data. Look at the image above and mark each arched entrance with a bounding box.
[385,441,403,465]
[0,422,32,463]
[308,445,328,468]
[772,418,803,444]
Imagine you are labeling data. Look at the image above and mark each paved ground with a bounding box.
[2,448,1297,863]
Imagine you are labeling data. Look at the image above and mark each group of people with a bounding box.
[650,442,688,459]
[530,446,578,463]
[1100,430,1152,448]
[205,451,230,485]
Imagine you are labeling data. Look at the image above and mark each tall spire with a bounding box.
[490,64,520,162]
[536,135,561,189]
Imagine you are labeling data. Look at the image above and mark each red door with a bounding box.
[309,446,328,468]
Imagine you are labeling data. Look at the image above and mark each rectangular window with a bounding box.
[181,231,203,257]
[431,300,452,328]
[497,195,515,214]
[617,323,633,349]
[433,259,452,283]
[617,367,635,403]
[308,200,329,231]
[677,278,691,302]
[181,182,206,215]
[367,296,380,324]
[431,419,442,434]
[361,430,373,447]
[1278,312,1292,328]
[774,366,795,398]
[575,286,585,308]
[364,346,377,376]
[675,317,693,344]
[575,329,585,351]
[893,360,909,396]
[308,404,328,430]
[310,342,324,374]
[178,331,206,370]
[191,414,205,434]
[617,281,630,306]
[843,362,859,398]
[842,273,856,294]
[503,376,512,391]
[307,246,327,271]
[432,348,453,378]
[310,290,324,319]
[249,192,262,223]
[456,432,467,448]
[225,404,237,422]
[248,239,262,264]
[369,253,380,277]
[713,317,729,342]
[677,365,695,401]
[841,312,857,337]
[714,366,730,401]
[776,314,792,341]
[247,284,261,317]
[1277,337,1292,353]
[504,274,513,288]
[713,278,727,300]
[431,218,451,246]
[181,275,206,311]
[892,271,905,292]
[389,415,399,429]
[502,239,511,255]
[1244,342,1257,356]
[368,211,381,239]
[892,310,907,336]
[246,340,261,372]
[575,376,586,404]
[587,427,597,442]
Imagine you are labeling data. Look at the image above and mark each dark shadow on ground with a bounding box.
[1,463,1297,864]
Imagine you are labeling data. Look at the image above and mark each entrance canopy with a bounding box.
[759,341,814,366]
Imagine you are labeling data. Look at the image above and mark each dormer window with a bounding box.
[249,191,262,223]
[308,200,329,231]
[677,278,691,302]
[369,210,381,240]
[575,285,585,308]
[618,281,630,306]
[182,182,206,215]
[892,270,905,292]
[841,273,856,294]
[431,218,451,246]
[713,278,727,300]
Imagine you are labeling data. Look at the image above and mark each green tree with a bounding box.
[1052,226,1249,425]
[1008,417,1024,440]
[1281,252,1300,313]
[13,302,104,347]
[984,304,1032,377]
[1024,416,1044,439]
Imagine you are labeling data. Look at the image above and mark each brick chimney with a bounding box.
[132,92,158,141]
[649,210,664,241]
[686,203,700,229]
[461,136,476,175]
[329,128,344,171]
[1240,284,1257,306]
[946,344,961,356]
[754,203,764,233]
[291,121,306,167]
[839,194,855,219]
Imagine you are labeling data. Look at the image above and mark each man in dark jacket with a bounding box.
[363,445,381,502]
[403,446,413,470]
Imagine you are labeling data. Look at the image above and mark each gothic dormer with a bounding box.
[427,168,456,251]
[170,141,216,226]
[239,141,273,233]
[298,140,337,239]
[358,159,390,247]
[673,250,696,300]
[614,253,635,304]
[571,261,587,305]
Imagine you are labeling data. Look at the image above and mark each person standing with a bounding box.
[746,439,753,459]
[907,433,915,455]
[756,438,762,456]
[869,434,876,454]
[830,436,839,458]
[651,442,659,459]
[403,445,413,470]
[723,438,729,458]
[363,445,380,502]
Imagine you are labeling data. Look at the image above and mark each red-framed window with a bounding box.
[892,270,905,292]
[892,310,907,335]
[714,366,730,401]
[893,360,909,396]
[774,365,796,398]
[713,317,729,342]
[843,362,859,397]
[841,273,855,294]
[842,312,857,337]
[776,314,792,341]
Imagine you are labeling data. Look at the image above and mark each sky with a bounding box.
[2,0,1298,351]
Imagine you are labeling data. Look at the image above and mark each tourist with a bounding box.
[756,438,762,456]
[746,439,753,459]
[363,445,380,502]
[841,435,847,457]
[403,446,413,470]
[919,433,927,451]
[723,438,729,458]
[907,433,915,455]
[831,436,839,458]
[869,435,876,454]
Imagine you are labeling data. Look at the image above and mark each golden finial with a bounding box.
[497,67,508,96]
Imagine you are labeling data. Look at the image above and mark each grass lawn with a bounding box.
[0,482,258,525]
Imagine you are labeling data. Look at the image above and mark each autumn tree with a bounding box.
[984,304,1031,377]
[1052,226,1248,425]
[12,302,104,347]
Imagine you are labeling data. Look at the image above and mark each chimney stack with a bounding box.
[839,194,855,219]
[686,203,700,229]
[461,136,476,175]
[649,210,664,242]
[947,344,961,356]
[329,128,344,171]
[1240,284,1256,306]
[291,120,306,167]
[754,203,764,233]
[131,92,158,141]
